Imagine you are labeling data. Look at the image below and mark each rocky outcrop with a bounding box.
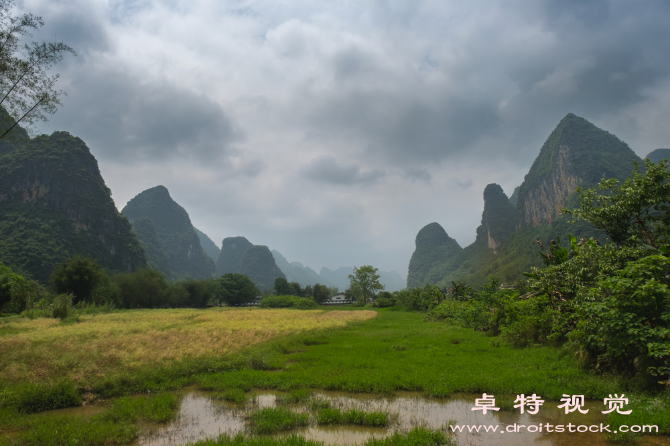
[239,245,286,291]
[407,222,462,288]
[122,186,216,279]
[516,113,641,227]
[478,184,516,254]
[0,131,147,282]
[217,236,254,275]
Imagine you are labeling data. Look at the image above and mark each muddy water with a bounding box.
[138,391,670,446]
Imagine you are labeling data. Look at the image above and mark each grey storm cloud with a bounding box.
[45,65,243,164]
[277,0,670,167]
[301,156,385,186]
[403,168,432,183]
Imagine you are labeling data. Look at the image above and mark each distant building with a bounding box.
[321,293,353,305]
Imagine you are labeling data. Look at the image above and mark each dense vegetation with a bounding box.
[239,245,286,292]
[0,131,147,283]
[217,236,254,275]
[130,217,172,278]
[426,159,670,385]
[406,223,462,288]
[122,185,216,280]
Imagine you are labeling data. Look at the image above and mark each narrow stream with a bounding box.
[136,390,670,446]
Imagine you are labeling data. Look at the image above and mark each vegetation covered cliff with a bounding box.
[195,228,220,263]
[515,113,641,227]
[122,186,216,279]
[130,218,172,278]
[216,236,254,275]
[0,131,147,282]
[406,223,462,288]
[239,245,286,292]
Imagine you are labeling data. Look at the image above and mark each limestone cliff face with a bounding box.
[122,186,216,280]
[0,131,147,282]
[516,113,641,228]
[518,144,581,227]
[478,184,516,254]
[407,222,462,288]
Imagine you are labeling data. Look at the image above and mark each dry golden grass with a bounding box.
[0,308,376,384]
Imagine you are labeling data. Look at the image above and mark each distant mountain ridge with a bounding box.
[271,250,334,287]
[408,113,644,288]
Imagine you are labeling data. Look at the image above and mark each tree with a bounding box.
[563,159,670,248]
[347,265,384,303]
[0,261,23,313]
[216,273,257,306]
[0,0,75,138]
[274,277,296,296]
[312,283,330,304]
[50,256,105,305]
[112,269,167,309]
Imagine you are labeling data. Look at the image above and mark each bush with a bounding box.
[259,295,316,309]
[51,293,73,320]
[2,381,81,414]
[569,255,670,380]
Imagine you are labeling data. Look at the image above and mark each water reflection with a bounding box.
[137,390,670,446]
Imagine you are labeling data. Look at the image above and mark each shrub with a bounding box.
[569,255,670,380]
[51,293,73,319]
[259,295,316,309]
[2,381,81,414]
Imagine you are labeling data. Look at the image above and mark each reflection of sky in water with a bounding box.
[136,391,670,446]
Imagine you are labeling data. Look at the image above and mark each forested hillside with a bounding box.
[0,131,147,282]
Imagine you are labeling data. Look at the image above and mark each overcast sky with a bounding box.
[22,0,670,278]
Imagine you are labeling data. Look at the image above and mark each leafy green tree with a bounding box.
[312,283,330,304]
[169,278,210,308]
[348,265,384,303]
[0,261,23,313]
[290,282,303,297]
[112,269,168,308]
[570,255,670,380]
[274,277,295,296]
[563,159,670,248]
[0,0,75,138]
[217,273,257,306]
[50,257,105,305]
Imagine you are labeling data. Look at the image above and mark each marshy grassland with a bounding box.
[1,306,668,445]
